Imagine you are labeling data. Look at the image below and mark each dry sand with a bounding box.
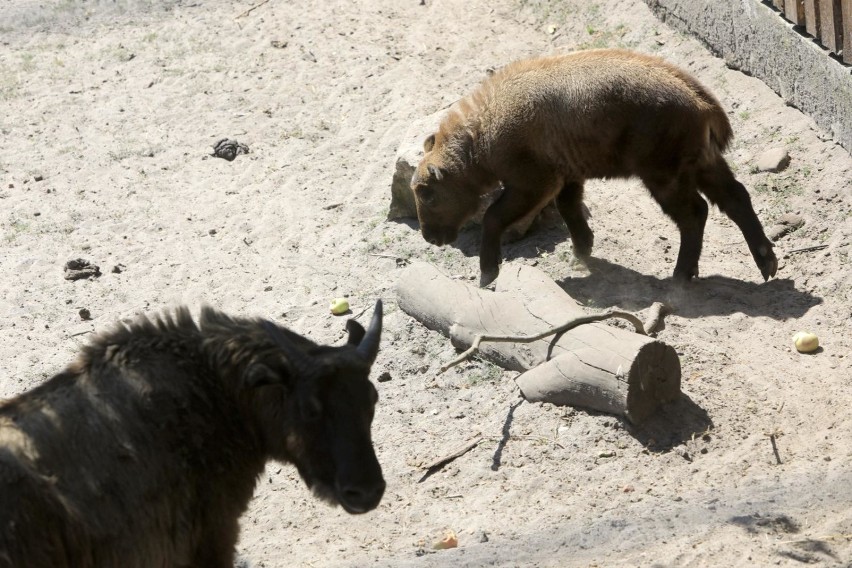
[1,0,851,566]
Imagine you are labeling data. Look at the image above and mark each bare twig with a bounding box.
[778,533,852,545]
[235,0,270,19]
[788,244,828,254]
[440,310,647,373]
[369,253,409,266]
[643,302,672,336]
[769,433,782,465]
[419,435,484,472]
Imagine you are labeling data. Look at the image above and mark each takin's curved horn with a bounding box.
[356,299,383,364]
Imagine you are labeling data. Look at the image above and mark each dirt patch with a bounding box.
[1,0,850,566]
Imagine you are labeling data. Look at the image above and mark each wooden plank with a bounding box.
[804,0,820,37]
[819,0,842,52]
[843,0,852,63]
[785,0,807,24]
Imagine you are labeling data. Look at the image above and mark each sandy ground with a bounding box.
[2,0,852,566]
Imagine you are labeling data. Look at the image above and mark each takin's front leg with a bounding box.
[555,180,594,259]
[480,171,563,287]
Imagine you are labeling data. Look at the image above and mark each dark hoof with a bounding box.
[479,268,499,288]
[672,265,698,283]
[756,245,778,281]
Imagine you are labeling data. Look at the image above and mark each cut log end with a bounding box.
[625,341,682,423]
[515,338,681,425]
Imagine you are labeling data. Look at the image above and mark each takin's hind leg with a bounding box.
[555,180,593,259]
[643,174,709,282]
[697,156,777,281]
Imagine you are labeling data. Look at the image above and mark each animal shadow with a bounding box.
[557,257,821,321]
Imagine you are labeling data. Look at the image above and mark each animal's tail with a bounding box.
[671,65,734,154]
[707,105,733,153]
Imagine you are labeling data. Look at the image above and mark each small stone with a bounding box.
[754,148,791,173]
[112,264,125,274]
[34,175,44,182]
[79,308,91,320]
[377,371,392,383]
[766,213,804,241]
[208,229,217,236]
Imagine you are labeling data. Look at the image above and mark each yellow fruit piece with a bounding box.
[432,530,458,550]
[330,298,350,315]
[792,331,819,353]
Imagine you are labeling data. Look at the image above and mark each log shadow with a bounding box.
[621,393,713,453]
[556,257,821,321]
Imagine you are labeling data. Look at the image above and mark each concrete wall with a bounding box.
[644,0,852,155]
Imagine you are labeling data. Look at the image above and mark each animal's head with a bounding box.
[411,133,483,246]
[243,301,385,514]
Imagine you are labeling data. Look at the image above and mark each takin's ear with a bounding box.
[243,362,290,390]
[427,164,443,182]
[346,319,366,346]
[423,134,436,153]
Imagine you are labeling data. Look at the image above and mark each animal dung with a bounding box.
[64,258,101,281]
[792,331,819,353]
[211,138,249,161]
[330,297,350,315]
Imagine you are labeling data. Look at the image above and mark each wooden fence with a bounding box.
[771,0,851,63]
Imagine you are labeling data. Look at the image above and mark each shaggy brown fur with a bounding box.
[0,302,385,568]
[411,49,778,285]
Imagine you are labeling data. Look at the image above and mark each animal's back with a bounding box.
[0,369,192,567]
[0,318,244,567]
[466,49,732,178]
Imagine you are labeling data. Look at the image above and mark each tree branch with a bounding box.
[440,309,648,373]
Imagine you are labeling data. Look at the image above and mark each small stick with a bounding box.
[420,434,484,472]
[769,433,782,465]
[788,244,828,254]
[235,0,270,19]
[778,533,852,545]
[440,310,647,373]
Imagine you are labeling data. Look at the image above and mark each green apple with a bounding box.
[330,297,350,315]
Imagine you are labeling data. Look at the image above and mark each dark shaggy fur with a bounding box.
[0,303,385,568]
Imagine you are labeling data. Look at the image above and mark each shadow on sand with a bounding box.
[556,257,821,321]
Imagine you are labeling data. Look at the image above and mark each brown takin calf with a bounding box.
[411,49,778,286]
[0,301,385,568]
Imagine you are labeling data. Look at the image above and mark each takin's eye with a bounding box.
[417,186,435,206]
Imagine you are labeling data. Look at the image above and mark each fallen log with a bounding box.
[396,262,681,423]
